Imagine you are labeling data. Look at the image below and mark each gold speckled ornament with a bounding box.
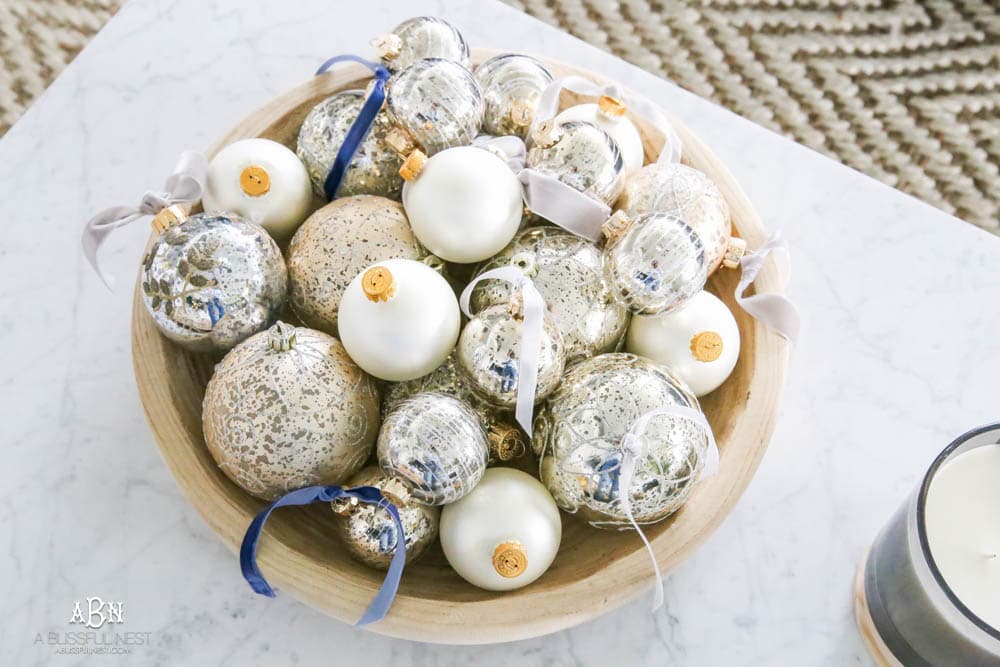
[331,466,440,569]
[287,196,430,335]
[618,162,734,274]
[470,227,629,362]
[534,353,710,527]
[383,354,527,463]
[202,322,380,500]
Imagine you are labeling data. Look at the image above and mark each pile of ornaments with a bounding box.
[115,16,753,606]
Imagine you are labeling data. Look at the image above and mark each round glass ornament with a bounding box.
[470,226,629,361]
[377,392,490,505]
[386,58,484,156]
[475,53,553,139]
[287,195,427,335]
[534,353,711,527]
[602,211,707,315]
[202,138,312,242]
[140,210,287,354]
[526,119,625,206]
[202,322,380,500]
[296,90,405,200]
[374,16,469,72]
[556,96,644,176]
[331,466,440,569]
[618,162,738,274]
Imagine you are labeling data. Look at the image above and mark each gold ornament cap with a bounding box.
[373,33,403,60]
[598,95,627,118]
[690,330,724,362]
[361,265,397,303]
[487,425,527,462]
[380,477,413,507]
[268,321,297,352]
[240,165,271,197]
[151,204,189,234]
[722,237,747,269]
[331,495,359,517]
[398,149,427,182]
[509,98,534,127]
[601,210,633,242]
[492,541,528,578]
[385,126,417,157]
[531,119,563,148]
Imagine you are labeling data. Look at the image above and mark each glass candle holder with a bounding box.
[856,423,1000,666]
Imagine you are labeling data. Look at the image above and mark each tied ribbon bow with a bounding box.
[618,405,719,612]
[80,150,207,290]
[459,266,546,436]
[735,233,801,343]
[240,484,406,627]
[315,55,392,201]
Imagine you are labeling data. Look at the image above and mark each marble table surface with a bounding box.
[2,0,998,664]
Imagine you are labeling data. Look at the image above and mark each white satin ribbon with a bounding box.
[459,266,546,436]
[473,134,526,172]
[618,404,719,612]
[736,233,801,343]
[532,74,683,164]
[81,150,207,290]
[517,169,610,242]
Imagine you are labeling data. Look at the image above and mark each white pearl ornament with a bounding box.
[556,97,644,176]
[202,138,313,241]
[626,290,740,396]
[338,258,460,381]
[400,146,522,263]
[440,468,562,591]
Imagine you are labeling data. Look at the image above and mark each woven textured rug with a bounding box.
[1,1,997,231]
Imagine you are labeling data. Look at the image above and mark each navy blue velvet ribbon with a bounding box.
[314,55,392,201]
[240,484,407,627]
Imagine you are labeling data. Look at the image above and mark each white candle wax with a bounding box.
[925,444,1000,629]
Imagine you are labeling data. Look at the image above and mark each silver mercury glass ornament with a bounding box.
[457,297,566,410]
[470,226,630,362]
[330,466,440,569]
[383,354,528,463]
[534,353,710,527]
[140,208,287,354]
[385,58,484,157]
[373,16,470,72]
[378,392,490,505]
[526,119,625,206]
[296,90,405,200]
[474,53,553,139]
[618,162,745,274]
[601,210,707,315]
[202,322,381,500]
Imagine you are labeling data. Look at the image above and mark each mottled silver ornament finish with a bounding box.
[383,354,527,463]
[475,53,552,139]
[534,353,709,527]
[296,90,404,200]
[387,58,484,155]
[457,303,566,409]
[332,466,440,569]
[378,393,489,505]
[288,196,428,335]
[603,212,707,315]
[140,212,287,353]
[619,163,733,274]
[377,16,469,72]
[526,120,625,206]
[203,322,381,501]
[471,227,629,361]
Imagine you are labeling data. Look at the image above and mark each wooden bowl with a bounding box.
[131,49,789,644]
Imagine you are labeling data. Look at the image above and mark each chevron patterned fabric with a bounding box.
[1,1,996,231]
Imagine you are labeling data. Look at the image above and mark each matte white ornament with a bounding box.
[556,97,644,176]
[400,146,522,263]
[338,258,460,381]
[202,138,313,241]
[440,468,561,591]
[626,290,740,397]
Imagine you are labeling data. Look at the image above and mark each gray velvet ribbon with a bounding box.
[81,150,207,289]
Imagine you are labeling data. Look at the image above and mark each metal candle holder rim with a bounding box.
[913,421,1000,642]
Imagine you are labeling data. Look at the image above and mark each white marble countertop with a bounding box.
[2,0,999,664]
